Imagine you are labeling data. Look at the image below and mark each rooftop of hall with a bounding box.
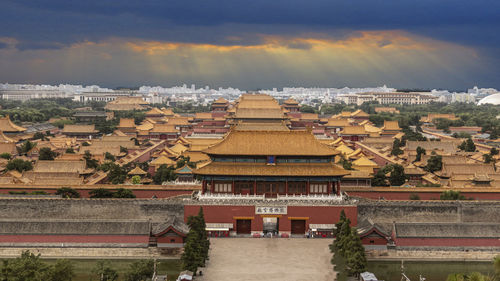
[202,129,340,156]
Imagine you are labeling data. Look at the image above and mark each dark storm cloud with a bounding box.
[0,42,8,49]
[1,0,498,48]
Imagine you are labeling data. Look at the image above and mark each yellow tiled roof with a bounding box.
[325,119,350,127]
[62,124,98,133]
[283,98,299,105]
[0,116,26,132]
[382,120,401,131]
[195,162,349,177]
[170,143,188,154]
[364,124,382,133]
[128,166,147,175]
[203,130,339,156]
[150,155,176,166]
[352,156,378,167]
[150,124,179,133]
[118,118,135,128]
[351,109,369,117]
[335,144,354,155]
[340,126,367,135]
[146,107,165,116]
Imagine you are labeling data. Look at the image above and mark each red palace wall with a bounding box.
[361,237,388,245]
[396,237,500,247]
[0,187,195,199]
[157,236,184,244]
[347,190,500,201]
[0,235,149,244]
[185,205,357,232]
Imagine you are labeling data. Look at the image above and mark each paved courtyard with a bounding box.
[197,238,336,281]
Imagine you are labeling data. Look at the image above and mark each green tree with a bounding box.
[345,228,367,277]
[153,164,176,184]
[388,164,406,186]
[440,190,466,200]
[414,146,426,162]
[131,175,141,185]
[6,159,33,172]
[51,259,76,281]
[0,251,59,281]
[182,208,210,275]
[120,146,128,154]
[459,138,476,152]
[39,147,58,160]
[104,152,115,162]
[108,164,127,184]
[113,188,136,198]
[426,155,443,173]
[65,147,75,154]
[33,132,47,140]
[330,209,347,253]
[18,140,35,154]
[181,231,202,274]
[83,150,98,169]
[91,260,118,281]
[371,169,388,187]
[89,188,114,198]
[491,147,499,156]
[0,152,11,160]
[338,156,353,170]
[391,139,403,156]
[176,156,196,169]
[123,260,154,281]
[484,153,493,163]
[55,187,81,198]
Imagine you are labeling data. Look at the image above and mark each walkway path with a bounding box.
[198,238,336,281]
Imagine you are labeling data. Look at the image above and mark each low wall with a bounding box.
[0,198,184,222]
[0,184,199,198]
[357,200,500,224]
[345,187,500,201]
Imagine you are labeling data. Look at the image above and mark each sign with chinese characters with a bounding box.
[255,206,287,215]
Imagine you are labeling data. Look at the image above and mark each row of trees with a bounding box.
[372,164,407,187]
[181,208,210,275]
[0,251,157,281]
[329,210,367,279]
[446,255,500,281]
[4,187,136,199]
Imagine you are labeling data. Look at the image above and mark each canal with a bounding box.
[367,260,494,281]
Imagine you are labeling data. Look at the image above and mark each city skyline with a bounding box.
[1,0,499,89]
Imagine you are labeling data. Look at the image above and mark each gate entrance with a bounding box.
[291,220,306,235]
[236,219,251,234]
[263,217,279,236]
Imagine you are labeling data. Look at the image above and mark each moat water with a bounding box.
[367,260,493,281]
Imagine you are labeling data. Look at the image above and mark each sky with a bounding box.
[0,0,499,90]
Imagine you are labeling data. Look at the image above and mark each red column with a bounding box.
[285,180,289,195]
[306,181,310,195]
[253,180,257,195]
[232,180,235,194]
[202,180,206,194]
[211,179,215,193]
[337,181,341,196]
[327,181,331,195]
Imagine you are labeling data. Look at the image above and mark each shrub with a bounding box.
[409,193,420,200]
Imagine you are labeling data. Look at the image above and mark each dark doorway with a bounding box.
[236,219,251,234]
[291,220,306,235]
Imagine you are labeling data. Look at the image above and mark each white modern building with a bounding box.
[337,92,437,105]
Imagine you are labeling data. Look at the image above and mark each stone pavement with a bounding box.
[197,238,336,281]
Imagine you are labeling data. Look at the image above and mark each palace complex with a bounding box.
[0,93,499,253]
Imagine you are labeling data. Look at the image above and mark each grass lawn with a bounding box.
[3,258,182,281]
